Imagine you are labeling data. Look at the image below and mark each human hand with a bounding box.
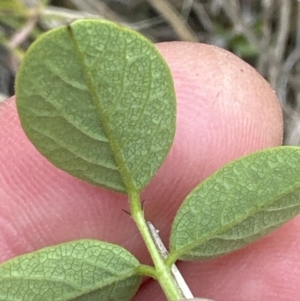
[1,42,295,301]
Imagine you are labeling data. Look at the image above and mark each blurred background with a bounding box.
[0,0,298,144]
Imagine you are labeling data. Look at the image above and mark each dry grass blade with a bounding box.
[147,0,198,42]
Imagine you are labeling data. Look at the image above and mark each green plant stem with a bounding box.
[129,190,183,301]
[165,252,178,268]
[136,264,158,279]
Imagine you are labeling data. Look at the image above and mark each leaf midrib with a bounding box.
[67,25,135,194]
[0,269,138,289]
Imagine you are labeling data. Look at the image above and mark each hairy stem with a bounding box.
[129,190,183,301]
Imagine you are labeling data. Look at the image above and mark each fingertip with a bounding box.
[142,42,284,236]
[156,42,283,151]
[152,41,283,192]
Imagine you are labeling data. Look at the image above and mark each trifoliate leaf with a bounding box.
[169,146,300,261]
[0,240,142,301]
[16,19,176,194]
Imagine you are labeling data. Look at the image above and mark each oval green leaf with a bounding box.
[169,146,300,262]
[0,240,142,301]
[15,19,176,194]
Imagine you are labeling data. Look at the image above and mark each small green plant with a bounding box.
[2,19,300,301]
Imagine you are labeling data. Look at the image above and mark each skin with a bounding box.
[0,41,298,301]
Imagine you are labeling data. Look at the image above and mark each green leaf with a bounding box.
[169,146,300,261]
[15,19,176,194]
[0,240,142,301]
[0,0,26,13]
